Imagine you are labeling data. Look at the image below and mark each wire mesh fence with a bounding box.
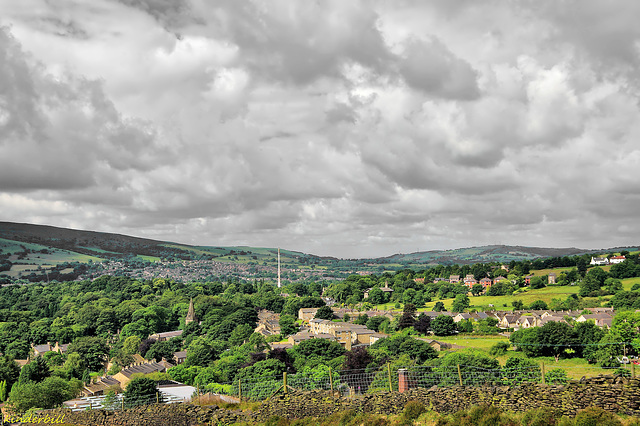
[65,363,639,411]
[204,362,639,402]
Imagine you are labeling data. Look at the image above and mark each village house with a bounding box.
[254,310,281,336]
[548,273,556,285]
[308,319,378,350]
[498,314,520,329]
[81,362,167,397]
[298,307,319,323]
[480,278,492,288]
[464,274,478,287]
[31,342,69,358]
[610,255,626,264]
[148,330,183,341]
[288,330,335,345]
[449,275,461,284]
[576,313,613,328]
[363,281,394,298]
[590,257,609,265]
[524,275,534,285]
[453,313,472,323]
[173,350,187,365]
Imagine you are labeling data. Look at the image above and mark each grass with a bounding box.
[435,335,509,351]
[412,284,581,312]
[531,267,574,276]
[136,255,161,262]
[622,277,640,291]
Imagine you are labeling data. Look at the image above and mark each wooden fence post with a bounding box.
[541,362,546,385]
[457,364,463,386]
[632,363,636,379]
[387,363,393,392]
[283,372,288,394]
[239,378,243,400]
[329,367,334,394]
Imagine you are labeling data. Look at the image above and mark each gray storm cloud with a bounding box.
[0,0,639,257]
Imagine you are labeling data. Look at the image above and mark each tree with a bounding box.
[8,376,77,412]
[579,267,608,297]
[122,335,142,355]
[124,377,157,407]
[367,287,384,305]
[529,300,548,310]
[279,314,298,337]
[18,356,50,384]
[342,346,372,371]
[502,356,541,385]
[530,276,545,289]
[138,338,157,357]
[511,300,524,310]
[229,324,253,346]
[433,301,445,312]
[366,316,387,332]
[369,333,437,365]
[431,315,457,336]
[452,294,470,313]
[471,284,484,296]
[0,356,20,390]
[67,336,109,372]
[314,306,334,320]
[145,341,175,363]
[398,303,417,329]
[457,319,473,333]
[414,313,431,334]
[292,338,345,361]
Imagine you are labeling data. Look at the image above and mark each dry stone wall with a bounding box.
[49,375,640,425]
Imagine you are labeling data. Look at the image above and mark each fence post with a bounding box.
[457,364,463,386]
[541,362,546,385]
[387,363,393,392]
[239,378,242,400]
[632,363,636,379]
[121,397,124,410]
[283,372,288,394]
[329,367,334,394]
[156,392,159,404]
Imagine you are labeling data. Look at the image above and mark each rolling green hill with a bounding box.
[0,221,636,282]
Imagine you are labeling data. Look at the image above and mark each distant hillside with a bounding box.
[383,245,598,265]
[0,221,636,282]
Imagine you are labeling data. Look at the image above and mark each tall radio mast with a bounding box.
[277,248,281,288]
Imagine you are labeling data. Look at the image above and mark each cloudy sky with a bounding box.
[0,0,639,258]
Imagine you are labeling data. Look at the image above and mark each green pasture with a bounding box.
[530,267,574,276]
[136,255,161,262]
[0,238,52,254]
[77,246,120,255]
[622,277,640,290]
[435,334,508,351]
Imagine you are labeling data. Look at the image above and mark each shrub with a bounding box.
[573,406,622,426]
[489,341,510,356]
[265,415,290,426]
[520,407,561,426]
[613,368,631,378]
[545,368,568,385]
[451,405,517,426]
[402,400,426,421]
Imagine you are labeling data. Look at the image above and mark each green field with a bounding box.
[414,284,581,312]
[622,277,640,290]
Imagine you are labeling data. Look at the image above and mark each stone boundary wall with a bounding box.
[47,375,640,425]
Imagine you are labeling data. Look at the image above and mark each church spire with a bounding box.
[185,298,197,325]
